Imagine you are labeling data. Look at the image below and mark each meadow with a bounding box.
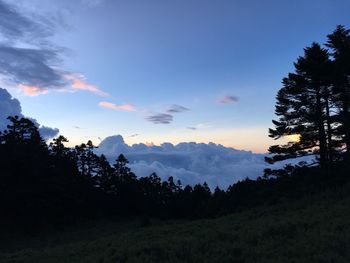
[2,180,350,263]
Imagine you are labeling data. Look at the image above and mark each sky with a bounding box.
[1,0,350,153]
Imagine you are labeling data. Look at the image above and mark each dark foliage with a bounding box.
[266,25,350,175]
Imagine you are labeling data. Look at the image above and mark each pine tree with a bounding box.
[50,135,69,157]
[266,43,334,172]
[97,154,115,192]
[113,154,136,181]
[326,25,350,160]
[86,140,99,178]
[1,116,46,147]
[75,143,88,176]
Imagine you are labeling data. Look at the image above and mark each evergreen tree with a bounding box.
[1,116,46,148]
[266,43,335,171]
[326,25,350,160]
[113,154,136,181]
[50,135,69,157]
[75,143,88,176]
[86,140,99,179]
[97,154,115,193]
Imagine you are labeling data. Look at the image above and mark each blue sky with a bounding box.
[3,0,350,152]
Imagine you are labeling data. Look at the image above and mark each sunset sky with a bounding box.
[2,0,350,153]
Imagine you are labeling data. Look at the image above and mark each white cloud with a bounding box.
[97,135,314,189]
[97,135,268,189]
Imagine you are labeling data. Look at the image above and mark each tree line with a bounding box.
[0,115,235,229]
[266,25,350,176]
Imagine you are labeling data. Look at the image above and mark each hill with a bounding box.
[2,179,350,263]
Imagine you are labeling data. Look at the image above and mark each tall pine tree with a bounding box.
[266,43,334,172]
[326,25,350,160]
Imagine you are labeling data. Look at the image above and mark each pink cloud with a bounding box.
[18,84,49,96]
[16,73,108,97]
[99,101,136,112]
[65,74,109,97]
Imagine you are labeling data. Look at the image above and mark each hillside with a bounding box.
[2,180,350,263]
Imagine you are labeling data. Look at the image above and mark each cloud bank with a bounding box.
[0,87,59,139]
[97,135,268,189]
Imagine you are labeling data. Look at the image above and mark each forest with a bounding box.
[1,25,350,262]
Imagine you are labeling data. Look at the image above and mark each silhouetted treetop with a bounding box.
[266,25,350,176]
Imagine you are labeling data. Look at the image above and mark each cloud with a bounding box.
[0,87,22,129]
[219,95,239,104]
[0,0,54,43]
[99,101,135,112]
[187,123,211,130]
[18,84,49,96]
[0,1,105,97]
[129,133,139,137]
[38,125,59,140]
[0,45,67,91]
[0,87,59,139]
[97,135,268,189]
[146,113,173,124]
[66,74,109,97]
[145,104,188,125]
[0,46,106,96]
[167,104,190,113]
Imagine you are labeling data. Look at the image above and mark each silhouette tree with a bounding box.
[266,43,335,172]
[97,154,114,189]
[113,154,135,180]
[75,143,88,176]
[1,116,46,148]
[326,25,350,160]
[85,140,99,182]
[138,172,163,215]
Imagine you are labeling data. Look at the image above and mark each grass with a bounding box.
[2,183,350,263]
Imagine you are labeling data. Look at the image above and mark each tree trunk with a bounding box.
[316,89,329,168]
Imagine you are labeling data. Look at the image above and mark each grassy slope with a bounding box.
[2,183,350,263]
